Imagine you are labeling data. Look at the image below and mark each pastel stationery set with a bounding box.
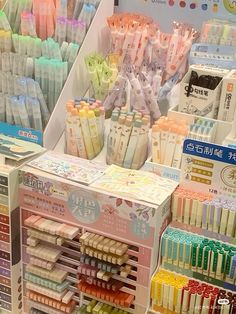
[65,98,105,159]
[151,268,236,314]
[0,0,102,135]
[19,150,177,313]
[107,108,150,170]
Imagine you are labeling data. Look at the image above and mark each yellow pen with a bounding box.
[87,110,101,156]
[79,109,95,160]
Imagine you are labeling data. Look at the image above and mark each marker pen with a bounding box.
[194,292,202,314]
[74,109,87,159]
[132,117,149,169]
[225,252,234,284]
[87,110,101,156]
[216,251,225,280]
[164,124,178,166]
[116,117,133,167]
[219,207,229,235]
[79,109,95,160]
[183,197,191,225]
[202,202,209,230]
[190,199,198,226]
[196,198,204,228]
[172,126,188,168]
[203,246,211,276]
[152,125,161,164]
[210,249,218,278]
[226,209,236,237]
[111,115,125,162]
[123,119,142,169]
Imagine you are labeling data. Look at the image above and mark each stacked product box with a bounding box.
[0,135,44,314]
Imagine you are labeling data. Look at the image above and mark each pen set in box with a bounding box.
[151,116,217,169]
[172,187,236,237]
[161,227,236,285]
[107,108,150,170]
[65,97,105,159]
[151,268,236,314]
[23,214,135,313]
[200,19,236,47]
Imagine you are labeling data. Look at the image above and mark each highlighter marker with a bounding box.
[219,207,229,235]
[87,110,101,156]
[79,109,95,160]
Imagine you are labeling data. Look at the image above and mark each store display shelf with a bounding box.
[170,221,236,245]
[43,0,113,149]
[168,106,233,145]
[82,292,135,313]
[163,262,236,292]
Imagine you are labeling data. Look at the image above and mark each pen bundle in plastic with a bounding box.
[21,11,37,37]
[172,187,236,237]
[11,35,79,69]
[54,17,86,45]
[0,53,33,77]
[161,227,236,285]
[0,76,49,131]
[107,108,150,170]
[65,98,105,159]
[201,19,236,46]
[103,63,162,121]
[151,268,236,314]
[55,0,100,45]
[34,57,68,113]
[85,52,118,101]
[32,0,56,40]
[107,13,198,81]
[71,0,100,20]
[4,0,32,33]
[152,116,188,168]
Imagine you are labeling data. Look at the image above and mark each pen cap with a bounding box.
[125,117,133,127]
[152,125,161,133]
[79,109,86,118]
[94,108,100,117]
[87,110,95,119]
[118,116,125,124]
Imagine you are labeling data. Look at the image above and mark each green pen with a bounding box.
[225,251,234,279]
[197,243,205,272]
[191,243,198,271]
[221,250,226,277]
[167,236,173,264]
[203,246,211,275]
[210,249,218,277]
[216,250,225,280]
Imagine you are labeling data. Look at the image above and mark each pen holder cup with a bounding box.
[106,131,149,170]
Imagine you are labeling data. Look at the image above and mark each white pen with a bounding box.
[32,98,43,131]
[18,96,31,128]
[10,96,21,126]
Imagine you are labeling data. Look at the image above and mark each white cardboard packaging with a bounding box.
[178,65,229,119]
[218,70,236,122]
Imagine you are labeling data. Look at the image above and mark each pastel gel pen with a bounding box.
[219,206,229,235]
[79,109,95,160]
[87,109,101,156]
